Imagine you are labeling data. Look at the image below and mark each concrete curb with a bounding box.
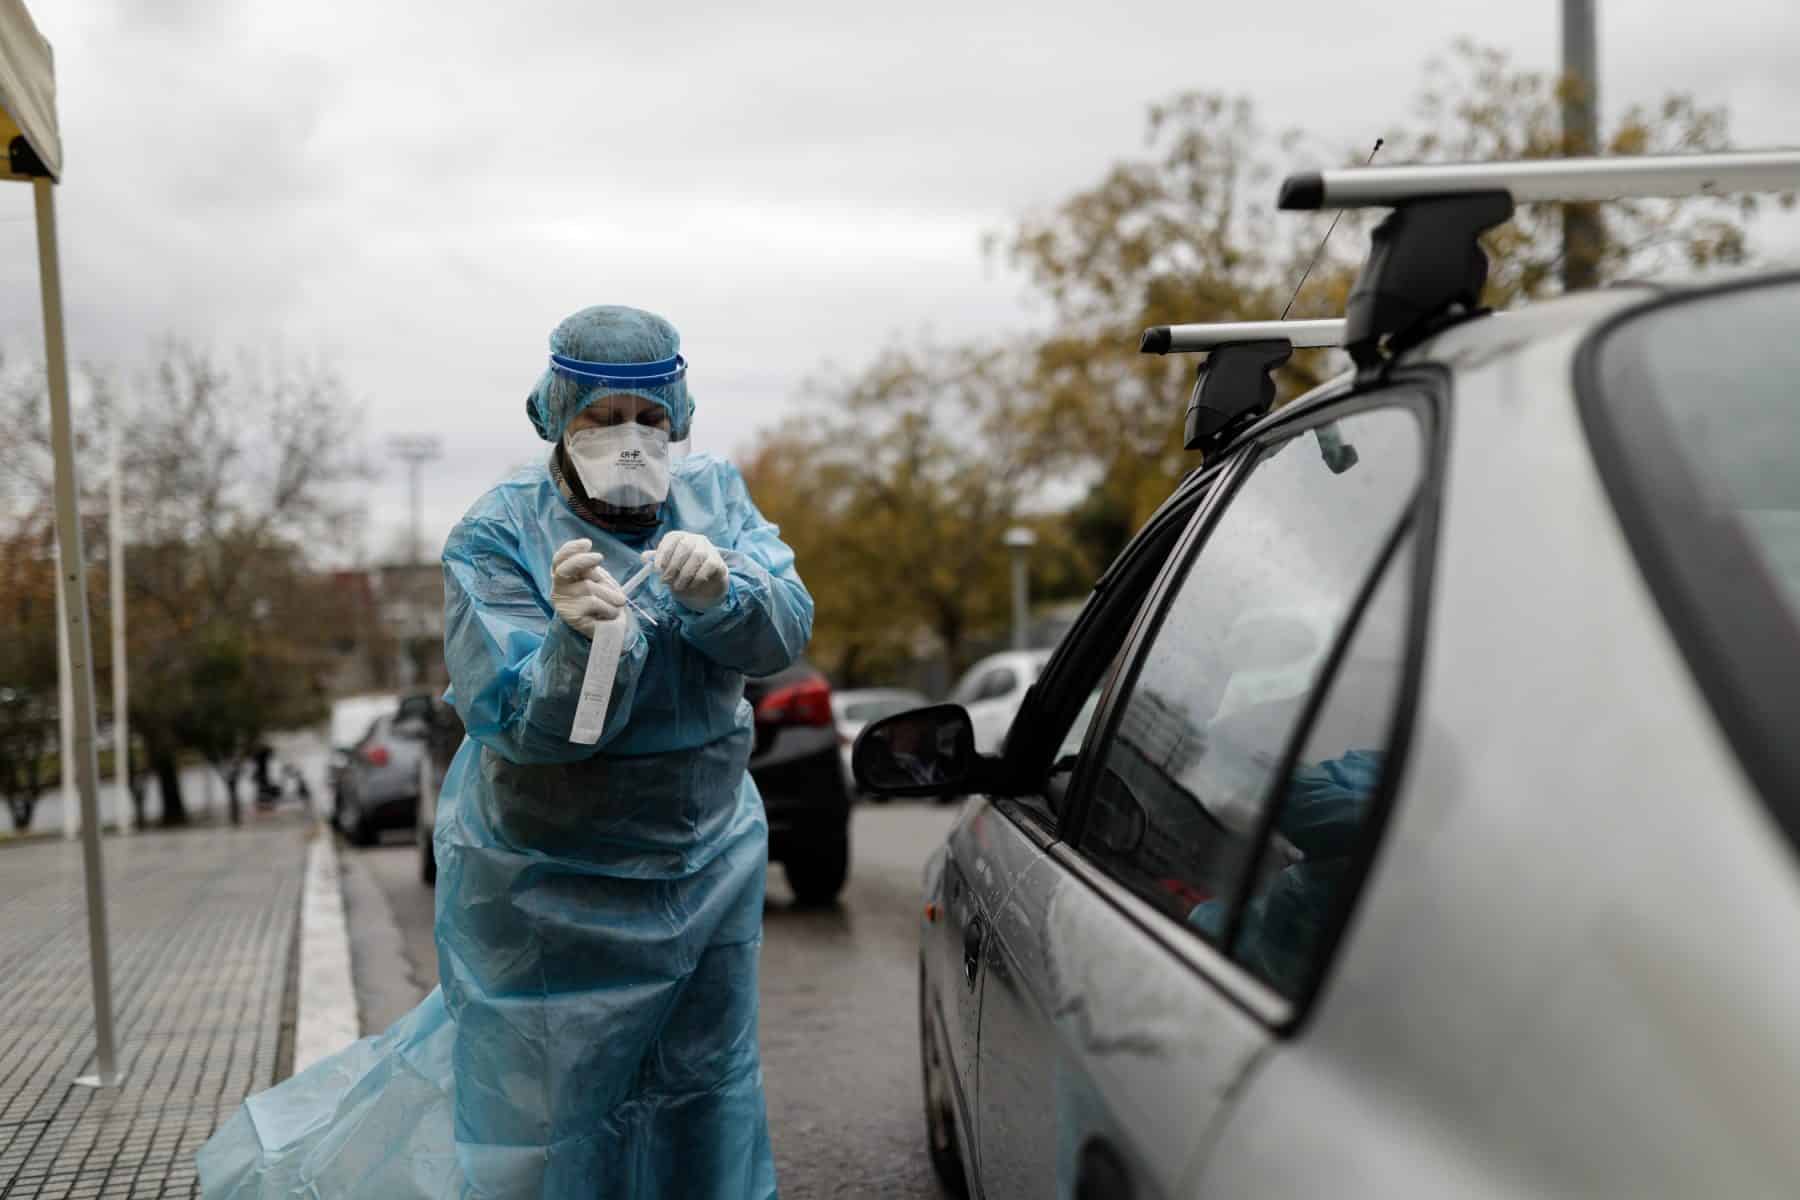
[336,836,434,1035]
[295,829,360,1072]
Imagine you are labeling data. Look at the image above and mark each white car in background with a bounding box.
[832,688,930,798]
[948,650,1052,754]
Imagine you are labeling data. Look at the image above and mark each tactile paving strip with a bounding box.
[0,819,306,1198]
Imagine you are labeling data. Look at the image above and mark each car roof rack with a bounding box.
[1138,318,1348,458]
[1139,318,1346,355]
[1276,150,1800,369]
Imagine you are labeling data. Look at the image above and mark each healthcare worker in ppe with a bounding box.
[197,305,810,1200]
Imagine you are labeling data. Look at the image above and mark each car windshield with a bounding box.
[331,694,399,748]
[1602,285,1800,621]
[1588,278,1800,844]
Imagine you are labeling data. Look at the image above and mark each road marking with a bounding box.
[295,831,360,1071]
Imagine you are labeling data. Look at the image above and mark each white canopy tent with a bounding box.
[3,1,119,1087]
[0,1,58,180]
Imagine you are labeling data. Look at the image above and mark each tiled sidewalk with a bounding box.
[0,815,310,1198]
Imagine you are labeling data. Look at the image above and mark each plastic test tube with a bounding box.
[569,555,659,744]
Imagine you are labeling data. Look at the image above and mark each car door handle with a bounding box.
[962,917,984,989]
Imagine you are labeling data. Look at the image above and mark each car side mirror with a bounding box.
[853,704,978,797]
[1089,769,1147,856]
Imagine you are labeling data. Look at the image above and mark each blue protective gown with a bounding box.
[1187,749,1383,997]
[197,452,811,1198]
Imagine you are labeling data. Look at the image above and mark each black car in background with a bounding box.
[414,697,465,885]
[417,659,852,904]
[746,658,852,905]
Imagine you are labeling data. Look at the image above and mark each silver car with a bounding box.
[859,169,1800,1195]
[331,693,432,846]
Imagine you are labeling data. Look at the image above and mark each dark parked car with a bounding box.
[333,692,433,846]
[414,697,466,885]
[747,659,852,905]
[417,661,852,904]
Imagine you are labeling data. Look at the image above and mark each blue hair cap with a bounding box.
[526,305,695,442]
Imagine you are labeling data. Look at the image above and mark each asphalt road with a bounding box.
[339,800,962,1199]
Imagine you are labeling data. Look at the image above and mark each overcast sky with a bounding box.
[6,0,1798,561]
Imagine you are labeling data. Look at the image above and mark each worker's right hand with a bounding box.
[551,538,627,638]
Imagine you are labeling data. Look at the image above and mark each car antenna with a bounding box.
[1279,138,1383,321]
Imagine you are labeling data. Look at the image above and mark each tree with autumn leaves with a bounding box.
[0,344,365,828]
[744,40,1777,686]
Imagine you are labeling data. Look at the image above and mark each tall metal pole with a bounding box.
[1010,556,1029,651]
[1003,527,1036,652]
[110,426,130,836]
[35,176,118,1087]
[389,435,442,566]
[55,546,75,836]
[1562,0,1604,290]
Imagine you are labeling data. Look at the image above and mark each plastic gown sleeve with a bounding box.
[443,519,649,763]
[672,471,814,676]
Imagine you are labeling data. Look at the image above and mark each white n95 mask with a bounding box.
[564,423,671,508]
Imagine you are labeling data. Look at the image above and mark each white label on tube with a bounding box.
[569,617,625,745]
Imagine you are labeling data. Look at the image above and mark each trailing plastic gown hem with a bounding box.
[198,453,810,1199]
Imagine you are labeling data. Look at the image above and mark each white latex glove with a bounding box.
[650,532,729,611]
[551,538,627,637]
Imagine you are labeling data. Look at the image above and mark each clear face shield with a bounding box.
[550,352,691,444]
[551,354,694,515]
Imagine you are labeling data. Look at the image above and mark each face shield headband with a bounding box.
[550,352,691,440]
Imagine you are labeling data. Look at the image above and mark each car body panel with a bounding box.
[972,805,1269,1200]
[923,800,1007,1185]
[1190,300,1800,1196]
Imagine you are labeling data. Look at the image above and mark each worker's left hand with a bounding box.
[651,532,729,611]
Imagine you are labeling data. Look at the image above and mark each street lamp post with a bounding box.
[1562,0,1603,290]
[1004,527,1037,651]
[389,435,443,566]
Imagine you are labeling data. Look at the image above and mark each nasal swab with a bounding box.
[619,558,655,598]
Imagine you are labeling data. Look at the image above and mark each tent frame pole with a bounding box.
[110,422,129,835]
[35,175,120,1088]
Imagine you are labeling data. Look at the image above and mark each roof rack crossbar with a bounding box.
[1139,318,1345,354]
[1280,149,1800,211]
[1135,318,1370,465]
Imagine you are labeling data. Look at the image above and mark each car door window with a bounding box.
[977,668,1018,703]
[1210,535,1413,999]
[1582,278,1800,847]
[949,670,986,706]
[991,464,1230,834]
[1078,405,1423,942]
